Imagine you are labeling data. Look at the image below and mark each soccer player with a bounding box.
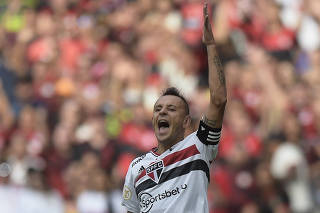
[122,2,227,213]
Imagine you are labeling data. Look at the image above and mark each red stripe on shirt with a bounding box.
[162,144,200,166]
[135,144,200,184]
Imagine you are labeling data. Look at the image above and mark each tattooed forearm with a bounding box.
[213,55,225,85]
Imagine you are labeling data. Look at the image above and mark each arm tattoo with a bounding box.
[213,55,225,85]
[203,116,218,127]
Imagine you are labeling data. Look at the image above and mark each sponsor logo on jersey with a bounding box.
[146,160,164,184]
[123,185,132,200]
[139,184,188,213]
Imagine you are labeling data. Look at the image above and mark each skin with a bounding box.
[127,1,227,212]
[152,95,191,154]
[151,1,227,155]
[202,1,227,130]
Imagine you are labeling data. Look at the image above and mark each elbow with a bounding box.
[210,88,227,106]
[211,95,227,107]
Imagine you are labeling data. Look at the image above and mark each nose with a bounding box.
[159,108,167,115]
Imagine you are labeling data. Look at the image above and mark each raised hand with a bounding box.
[202,1,215,45]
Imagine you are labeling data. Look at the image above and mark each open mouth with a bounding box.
[158,120,170,134]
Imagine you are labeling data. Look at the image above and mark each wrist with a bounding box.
[205,42,216,48]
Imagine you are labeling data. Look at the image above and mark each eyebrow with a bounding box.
[154,104,177,109]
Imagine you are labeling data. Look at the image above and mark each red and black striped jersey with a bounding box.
[122,120,221,213]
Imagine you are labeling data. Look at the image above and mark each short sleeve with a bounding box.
[196,120,221,146]
[121,165,140,213]
[196,119,221,162]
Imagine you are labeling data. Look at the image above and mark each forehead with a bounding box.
[154,95,185,108]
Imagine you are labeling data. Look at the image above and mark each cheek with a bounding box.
[171,116,184,128]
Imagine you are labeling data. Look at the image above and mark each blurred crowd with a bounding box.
[0,0,319,212]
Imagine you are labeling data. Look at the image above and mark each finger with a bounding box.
[204,2,208,17]
[204,15,209,29]
[204,14,210,30]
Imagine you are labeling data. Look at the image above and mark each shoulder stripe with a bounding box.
[197,120,222,145]
[207,138,220,143]
[135,159,210,196]
[135,145,200,184]
[208,134,220,139]
[209,131,221,135]
[162,144,200,168]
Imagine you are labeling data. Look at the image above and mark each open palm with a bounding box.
[202,2,215,45]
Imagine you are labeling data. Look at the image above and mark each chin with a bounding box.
[156,134,169,142]
[156,133,172,144]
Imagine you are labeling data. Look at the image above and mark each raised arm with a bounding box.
[202,2,227,128]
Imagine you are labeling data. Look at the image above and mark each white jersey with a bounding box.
[122,120,221,213]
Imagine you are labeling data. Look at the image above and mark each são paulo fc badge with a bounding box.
[146,160,164,183]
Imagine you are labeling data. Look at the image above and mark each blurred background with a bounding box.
[0,0,319,212]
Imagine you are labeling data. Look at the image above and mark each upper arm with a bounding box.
[205,100,226,128]
[196,118,222,147]
[205,47,227,128]
[195,120,221,161]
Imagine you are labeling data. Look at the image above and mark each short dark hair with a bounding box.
[161,87,189,115]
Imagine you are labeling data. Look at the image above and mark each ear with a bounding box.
[182,115,191,129]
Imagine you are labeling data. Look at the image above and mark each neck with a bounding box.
[157,143,171,155]
[156,135,184,154]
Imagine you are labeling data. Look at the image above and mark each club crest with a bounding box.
[146,160,164,183]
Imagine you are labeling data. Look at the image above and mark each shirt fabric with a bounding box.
[122,120,221,213]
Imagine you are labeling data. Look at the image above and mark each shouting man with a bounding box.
[122,2,227,213]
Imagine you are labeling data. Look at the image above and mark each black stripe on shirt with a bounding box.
[135,159,210,196]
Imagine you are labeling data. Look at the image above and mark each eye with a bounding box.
[154,107,161,112]
[168,108,176,111]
